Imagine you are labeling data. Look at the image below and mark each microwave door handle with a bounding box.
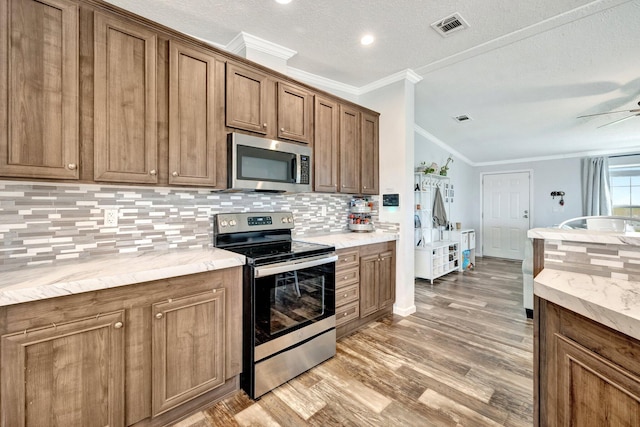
[291,156,298,183]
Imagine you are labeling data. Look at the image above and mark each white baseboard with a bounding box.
[393,304,416,317]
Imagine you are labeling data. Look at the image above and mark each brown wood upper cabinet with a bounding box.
[226,62,269,134]
[339,105,361,193]
[360,112,379,195]
[169,40,226,187]
[277,82,313,144]
[93,12,158,184]
[314,96,339,192]
[0,0,79,180]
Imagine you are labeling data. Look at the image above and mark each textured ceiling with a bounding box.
[105,0,640,164]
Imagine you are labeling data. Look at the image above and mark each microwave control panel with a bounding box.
[300,155,310,184]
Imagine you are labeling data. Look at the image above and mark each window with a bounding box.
[609,163,640,217]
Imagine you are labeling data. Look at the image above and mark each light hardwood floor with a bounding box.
[174,257,533,426]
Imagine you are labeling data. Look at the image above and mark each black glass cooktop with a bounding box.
[224,240,334,265]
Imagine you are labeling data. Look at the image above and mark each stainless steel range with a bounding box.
[213,212,337,399]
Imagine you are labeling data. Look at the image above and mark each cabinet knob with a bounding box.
[67,163,77,170]
[280,127,285,132]
[343,293,348,298]
[343,275,348,280]
[155,313,163,319]
[342,184,346,188]
[149,169,157,176]
[263,123,267,128]
[172,171,178,177]
[343,312,348,317]
[363,186,367,189]
[113,322,123,329]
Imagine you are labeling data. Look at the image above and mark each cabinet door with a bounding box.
[0,0,79,179]
[339,105,360,194]
[556,334,640,427]
[314,96,339,192]
[1,311,125,427]
[359,253,379,318]
[226,62,269,134]
[360,112,379,195]
[277,82,313,144]
[152,289,225,416]
[377,250,395,309]
[169,41,226,187]
[94,13,157,183]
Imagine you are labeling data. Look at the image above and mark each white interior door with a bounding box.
[482,172,531,260]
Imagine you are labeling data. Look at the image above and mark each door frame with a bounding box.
[479,169,534,258]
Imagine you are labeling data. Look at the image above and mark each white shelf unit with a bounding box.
[451,229,476,271]
[415,241,459,284]
[415,172,458,283]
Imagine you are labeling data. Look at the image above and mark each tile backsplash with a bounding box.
[0,181,397,272]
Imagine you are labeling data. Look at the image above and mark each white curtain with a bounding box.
[582,157,612,216]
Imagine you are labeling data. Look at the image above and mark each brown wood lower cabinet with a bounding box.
[536,297,640,427]
[335,241,396,339]
[0,267,242,427]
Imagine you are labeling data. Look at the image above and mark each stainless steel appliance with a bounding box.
[228,133,312,193]
[213,212,336,398]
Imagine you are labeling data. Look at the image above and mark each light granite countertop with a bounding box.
[0,231,398,308]
[535,268,640,341]
[294,230,398,249]
[0,248,245,307]
[528,227,640,245]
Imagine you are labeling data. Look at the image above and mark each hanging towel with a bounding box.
[433,186,448,227]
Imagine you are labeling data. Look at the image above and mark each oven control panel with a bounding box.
[214,212,294,234]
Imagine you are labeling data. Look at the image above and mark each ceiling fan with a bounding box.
[577,101,640,128]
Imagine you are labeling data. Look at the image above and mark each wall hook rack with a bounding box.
[551,191,565,206]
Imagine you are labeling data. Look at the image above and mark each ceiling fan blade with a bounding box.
[578,108,640,118]
[597,113,640,128]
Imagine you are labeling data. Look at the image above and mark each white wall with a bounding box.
[360,80,417,317]
[475,157,582,229]
[414,132,478,232]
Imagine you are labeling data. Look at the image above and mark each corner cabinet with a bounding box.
[168,40,226,187]
[0,267,242,427]
[93,12,158,183]
[0,0,80,180]
[536,298,640,426]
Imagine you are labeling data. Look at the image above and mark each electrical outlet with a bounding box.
[321,206,327,217]
[104,209,118,227]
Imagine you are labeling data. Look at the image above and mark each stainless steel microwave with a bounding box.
[228,133,312,193]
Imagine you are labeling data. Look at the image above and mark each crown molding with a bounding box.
[359,69,423,94]
[414,125,474,166]
[473,145,640,167]
[226,31,297,60]
[287,67,360,96]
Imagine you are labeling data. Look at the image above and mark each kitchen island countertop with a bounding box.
[0,248,245,307]
[529,227,640,340]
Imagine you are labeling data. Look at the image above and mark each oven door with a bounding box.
[253,253,336,361]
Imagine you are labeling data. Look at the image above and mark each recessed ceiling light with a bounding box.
[275,0,292,4]
[361,34,374,46]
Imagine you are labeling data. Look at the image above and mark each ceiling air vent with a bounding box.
[454,115,472,122]
[431,13,469,37]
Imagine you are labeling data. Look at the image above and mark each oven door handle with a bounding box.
[254,254,338,278]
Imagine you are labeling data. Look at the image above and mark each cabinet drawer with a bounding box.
[336,266,359,289]
[335,283,359,307]
[336,301,359,326]
[336,249,359,271]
